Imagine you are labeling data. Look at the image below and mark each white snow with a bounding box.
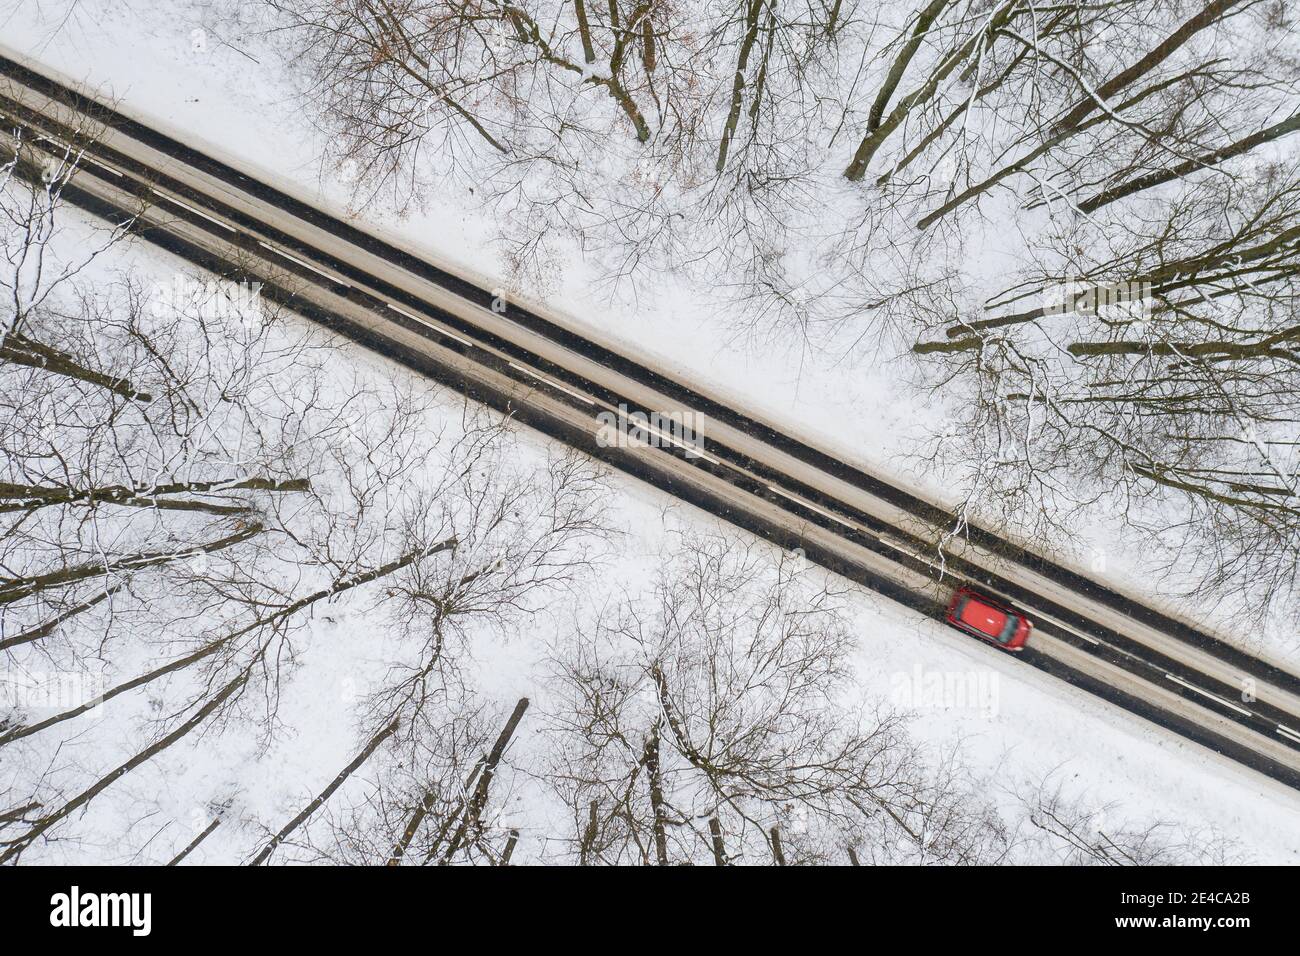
[1,0,1297,864]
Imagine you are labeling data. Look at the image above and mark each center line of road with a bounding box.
[157,192,235,232]
[507,362,595,405]
[257,240,350,288]
[385,302,474,346]
[766,484,860,530]
[82,154,122,177]
[1278,724,1300,744]
[874,535,944,569]
[1019,609,1102,646]
[619,421,716,461]
[1164,674,1253,717]
[23,127,123,179]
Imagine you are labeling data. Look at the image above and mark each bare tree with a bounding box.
[541,529,1011,865]
[0,129,612,862]
[911,151,1300,628]
[1015,778,1239,865]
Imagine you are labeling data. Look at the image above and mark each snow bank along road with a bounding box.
[4,45,1300,795]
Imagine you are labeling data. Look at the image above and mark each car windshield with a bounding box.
[998,616,1020,643]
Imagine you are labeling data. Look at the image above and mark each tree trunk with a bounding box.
[250,717,401,865]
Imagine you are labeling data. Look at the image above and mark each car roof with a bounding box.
[958,586,1015,613]
[957,593,1012,637]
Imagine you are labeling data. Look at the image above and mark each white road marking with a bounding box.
[30,131,123,178]
[1277,724,1300,745]
[874,535,942,567]
[508,362,594,404]
[620,419,716,460]
[766,484,860,530]
[157,192,235,232]
[1020,608,1102,646]
[644,423,709,457]
[1164,673,1253,717]
[83,155,122,177]
[605,412,713,458]
[385,302,473,346]
[257,241,349,287]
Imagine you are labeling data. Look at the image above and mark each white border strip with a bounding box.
[1277,724,1300,745]
[386,302,473,346]
[257,240,349,287]
[509,362,595,405]
[766,484,859,531]
[158,192,235,232]
[1164,674,1253,717]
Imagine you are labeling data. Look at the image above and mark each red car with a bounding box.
[945,587,1033,652]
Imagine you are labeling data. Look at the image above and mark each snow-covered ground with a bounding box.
[2,0,1298,864]
[3,0,1275,663]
